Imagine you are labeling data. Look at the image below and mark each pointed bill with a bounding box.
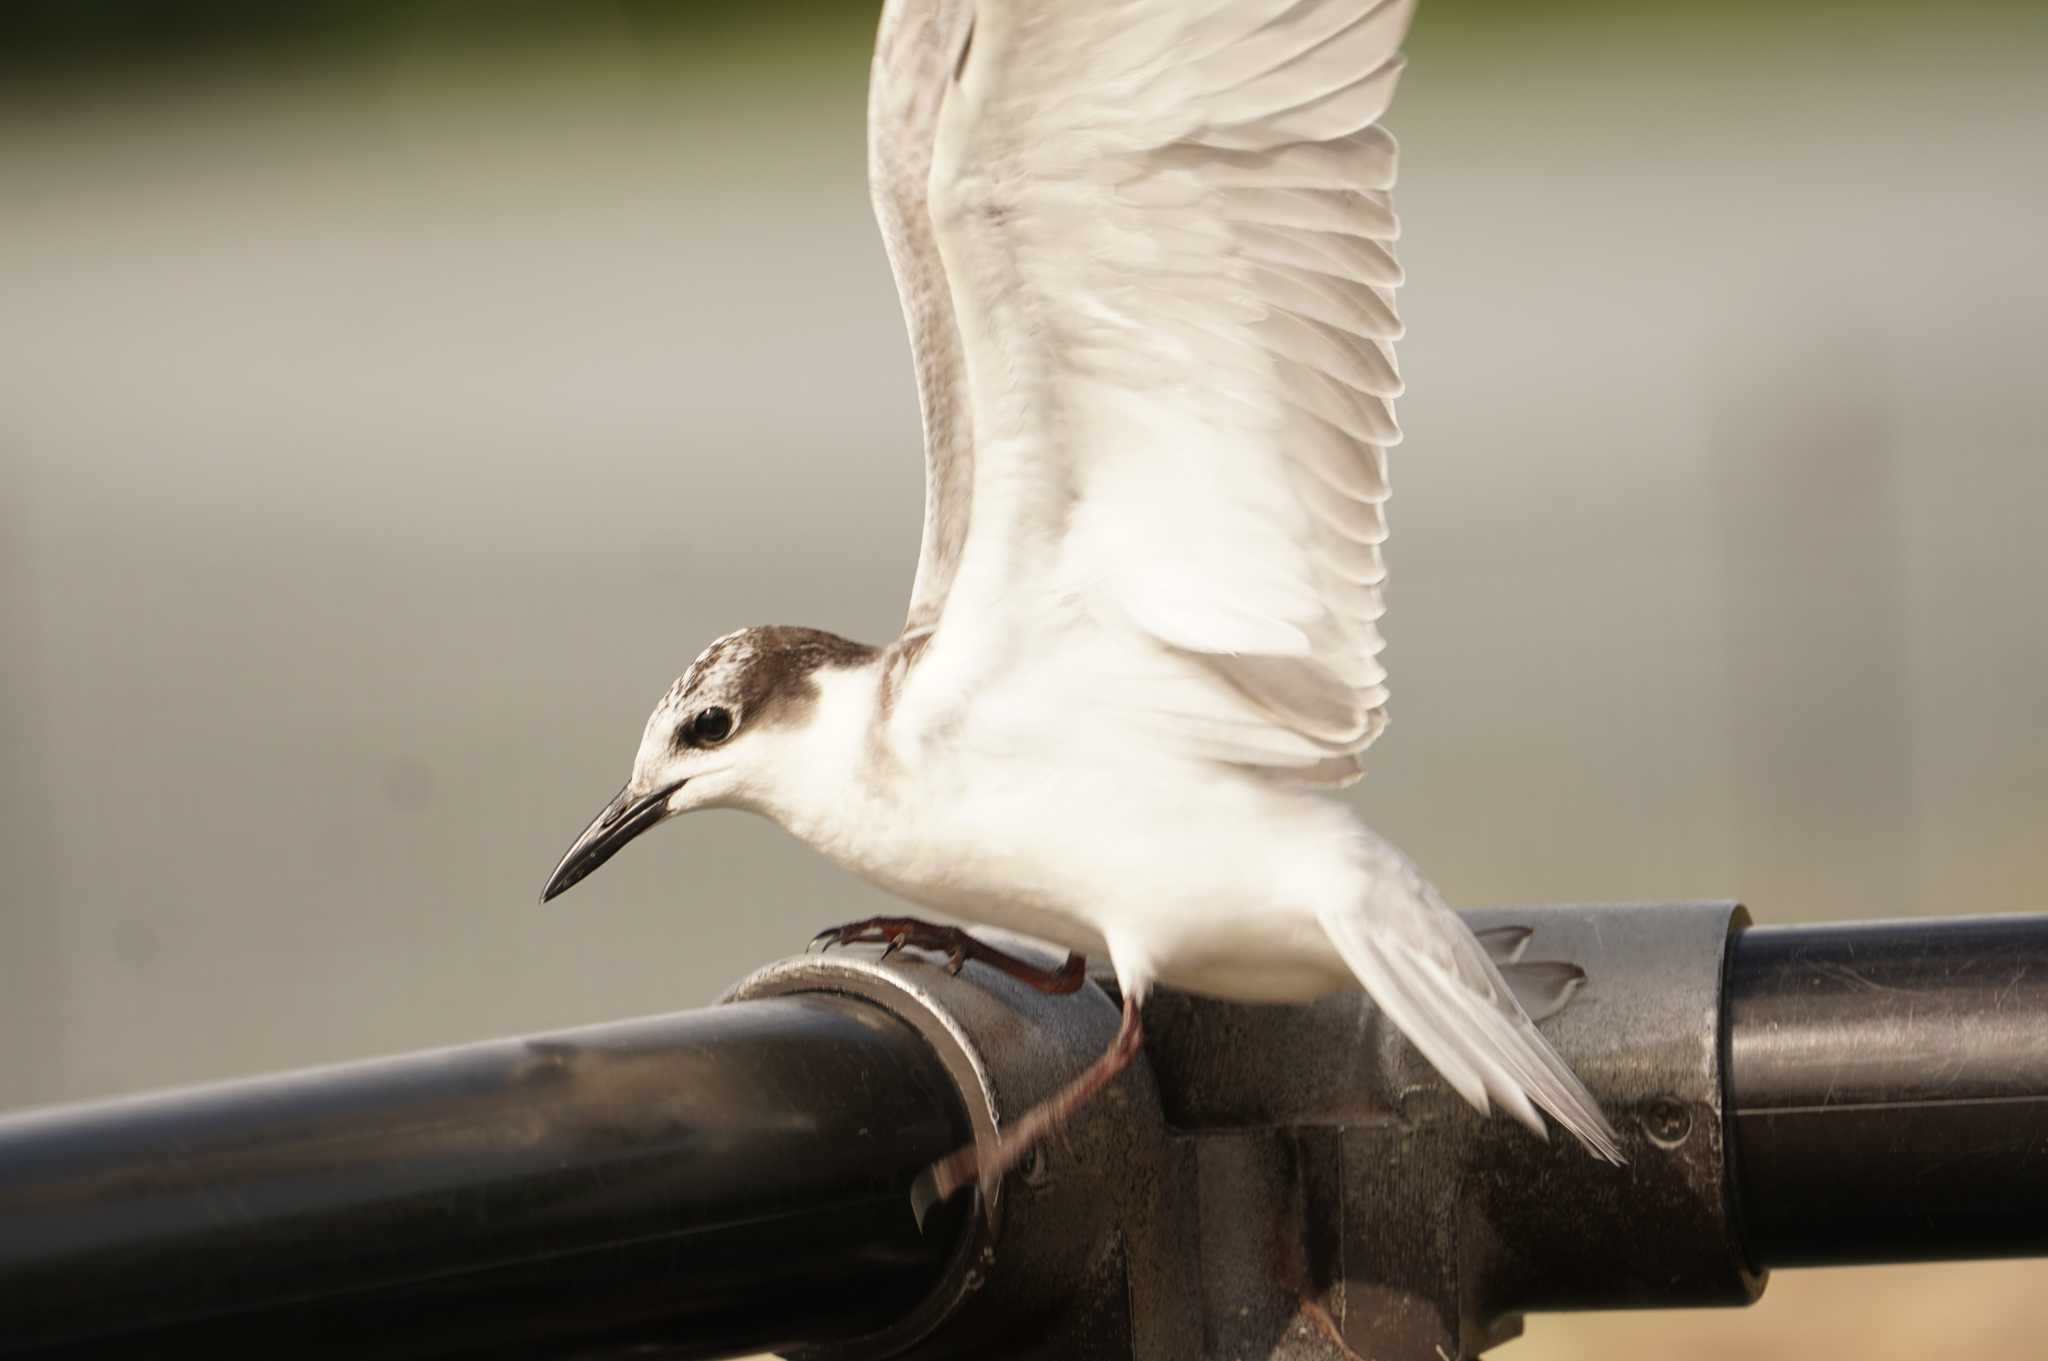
[540,781,680,903]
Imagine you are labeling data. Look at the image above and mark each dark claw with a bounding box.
[910,1148,979,1233]
[908,1166,942,1233]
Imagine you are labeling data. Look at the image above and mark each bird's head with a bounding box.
[540,625,878,903]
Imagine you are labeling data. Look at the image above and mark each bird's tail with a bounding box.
[1319,879,1626,1164]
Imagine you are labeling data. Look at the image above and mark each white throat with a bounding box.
[744,658,892,859]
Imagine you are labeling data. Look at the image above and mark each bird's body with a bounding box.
[545,0,1627,1183]
[762,648,1360,1003]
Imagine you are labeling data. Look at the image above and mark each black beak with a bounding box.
[540,781,683,903]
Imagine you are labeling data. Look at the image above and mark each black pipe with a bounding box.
[0,995,971,1360]
[1726,914,2048,1269]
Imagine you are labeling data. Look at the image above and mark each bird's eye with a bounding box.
[692,707,735,744]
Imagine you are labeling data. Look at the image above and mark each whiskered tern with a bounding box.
[543,0,1626,1204]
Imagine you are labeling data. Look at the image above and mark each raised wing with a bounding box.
[870,0,979,634]
[913,0,1415,784]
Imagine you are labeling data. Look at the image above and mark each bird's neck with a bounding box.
[748,654,895,861]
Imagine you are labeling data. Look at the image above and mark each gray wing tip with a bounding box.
[1545,1087,1628,1165]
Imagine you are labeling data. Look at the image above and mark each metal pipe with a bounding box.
[0,995,971,1360]
[1726,914,2048,1268]
[13,910,2048,1361]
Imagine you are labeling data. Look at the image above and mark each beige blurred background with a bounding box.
[3,1,2045,1355]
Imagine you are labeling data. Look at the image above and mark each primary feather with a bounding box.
[871,0,979,635]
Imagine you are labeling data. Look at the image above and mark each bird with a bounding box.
[541,0,1625,1204]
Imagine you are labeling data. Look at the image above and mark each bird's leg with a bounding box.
[914,988,1144,1219]
[811,916,1086,995]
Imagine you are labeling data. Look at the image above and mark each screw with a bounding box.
[1643,1099,1693,1148]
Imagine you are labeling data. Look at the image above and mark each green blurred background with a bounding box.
[3,2,2046,1355]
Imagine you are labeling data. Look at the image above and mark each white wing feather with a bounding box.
[910,0,1414,784]
[871,0,980,634]
[1321,859,1625,1162]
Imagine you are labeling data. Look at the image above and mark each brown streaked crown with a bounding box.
[658,626,877,738]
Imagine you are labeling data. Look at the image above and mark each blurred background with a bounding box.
[3,1,2045,1355]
